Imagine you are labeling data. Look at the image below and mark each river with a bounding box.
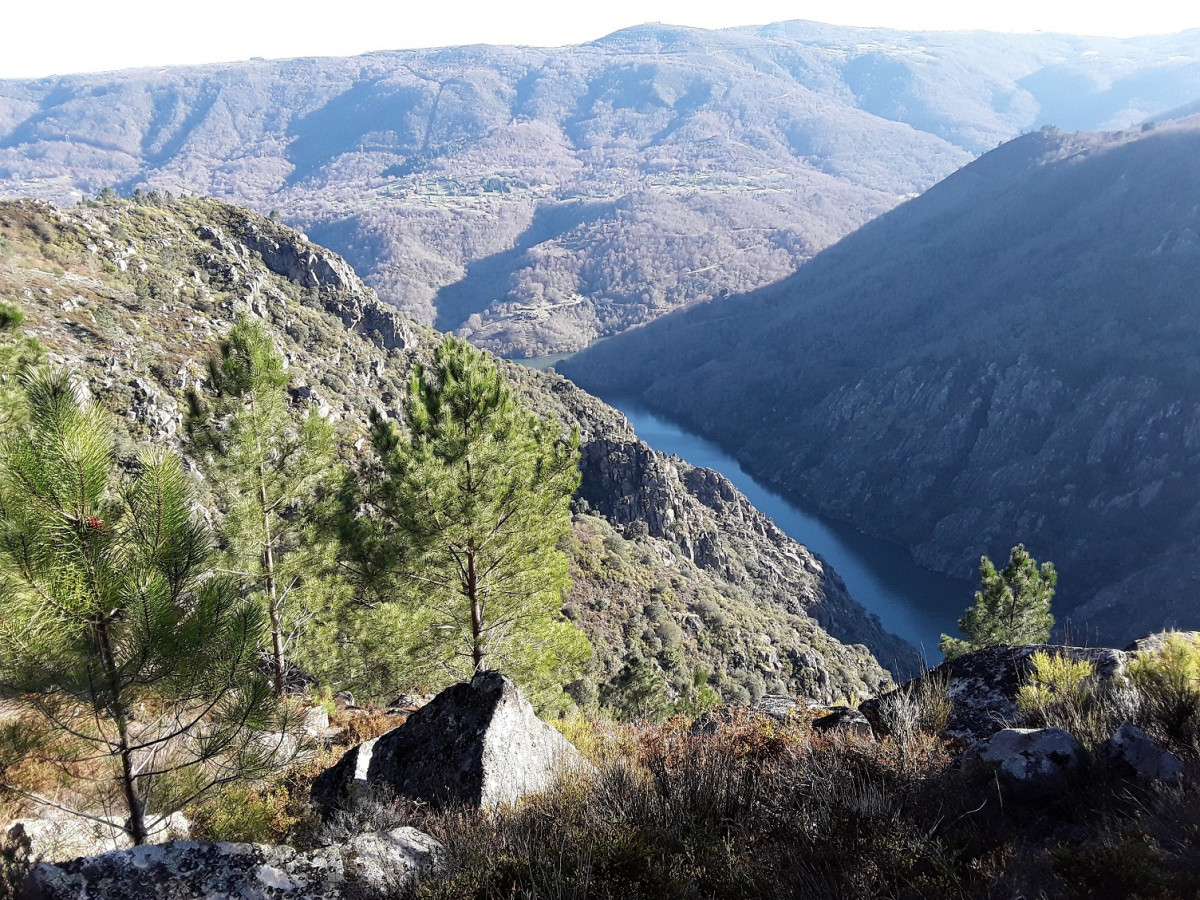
[600,396,973,663]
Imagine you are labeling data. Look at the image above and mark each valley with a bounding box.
[604,397,971,659]
[0,194,907,706]
[4,23,1200,358]
[562,116,1200,646]
[5,14,1200,896]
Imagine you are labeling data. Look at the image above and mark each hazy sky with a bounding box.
[6,0,1199,79]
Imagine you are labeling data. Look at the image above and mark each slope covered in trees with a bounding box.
[0,194,908,716]
[562,116,1200,646]
[1,24,1199,356]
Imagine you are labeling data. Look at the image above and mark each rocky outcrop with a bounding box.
[813,707,873,738]
[213,210,419,353]
[863,644,1129,744]
[1124,631,1200,655]
[976,727,1084,795]
[312,672,588,814]
[22,828,443,900]
[5,812,189,865]
[691,695,873,738]
[691,694,805,734]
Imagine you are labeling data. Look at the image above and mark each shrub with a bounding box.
[190,784,302,845]
[876,669,953,746]
[1052,830,1170,900]
[406,713,963,899]
[1128,632,1200,755]
[1017,651,1097,734]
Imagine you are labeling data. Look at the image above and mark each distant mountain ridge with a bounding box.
[2,22,1200,356]
[561,116,1200,646]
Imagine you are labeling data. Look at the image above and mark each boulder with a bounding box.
[812,706,873,738]
[1101,722,1184,783]
[392,692,435,712]
[977,727,1084,795]
[5,811,189,864]
[689,694,808,734]
[312,671,588,814]
[302,706,331,735]
[22,829,443,899]
[752,694,803,721]
[341,827,445,893]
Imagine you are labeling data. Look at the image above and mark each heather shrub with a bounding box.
[1015,651,1127,745]
[189,784,303,845]
[1128,633,1200,755]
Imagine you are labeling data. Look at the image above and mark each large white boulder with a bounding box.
[312,670,589,813]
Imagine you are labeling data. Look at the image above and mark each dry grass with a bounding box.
[7,695,1200,898]
[386,712,963,899]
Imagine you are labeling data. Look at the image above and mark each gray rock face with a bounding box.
[978,727,1084,794]
[22,828,443,900]
[1102,722,1185,783]
[751,695,804,722]
[869,644,1128,744]
[691,695,876,738]
[339,827,445,894]
[216,212,418,353]
[312,671,587,813]
[5,812,189,865]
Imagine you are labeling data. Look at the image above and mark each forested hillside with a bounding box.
[2,23,1199,356]
[563,115,1200,646]
[0,194,908,716]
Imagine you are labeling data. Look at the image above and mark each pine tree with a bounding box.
[0,370,290,844]
[340,336,590,707]
[0,301,43,428]
[187,316,337,698]
[940,543,1057,659]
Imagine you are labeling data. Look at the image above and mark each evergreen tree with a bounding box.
[340,336,590,707]
[940,543,1057,659]
[0,370,289,844]
[187,316,337,698]
[600,658,672,724]
[0,301,43,428]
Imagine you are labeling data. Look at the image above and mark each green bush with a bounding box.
[189,784,303,845]
[1128,632,1200,755]
[1017,651,1099,738]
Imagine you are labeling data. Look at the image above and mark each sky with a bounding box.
[6,0,1200,79]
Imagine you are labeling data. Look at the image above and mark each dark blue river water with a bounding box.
[603,397,973,663]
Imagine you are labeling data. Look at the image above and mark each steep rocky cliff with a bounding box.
[0,195,905,705]
[564,118,1200,645]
